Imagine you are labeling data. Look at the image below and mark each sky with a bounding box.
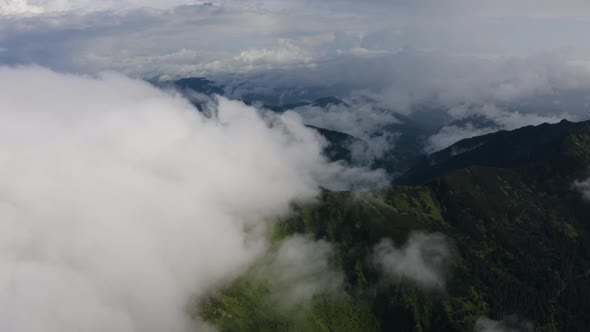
[3,0,590,78]
[2,1,590,107]
[5,0,590,121]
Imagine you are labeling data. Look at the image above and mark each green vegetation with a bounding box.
[196,120,590,331]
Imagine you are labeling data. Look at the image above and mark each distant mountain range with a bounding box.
[152,77,435,176]
[152,77,586,183]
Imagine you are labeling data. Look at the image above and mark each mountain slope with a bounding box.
[398,119,590,186]
[196,120,590,332]
[307,125,368,164]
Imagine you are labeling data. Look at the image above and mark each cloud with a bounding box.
[217,50,590,118]
[371,232,453,290]
[474,316,533,332]
[572,178,590,200]
[4,0,590,106]
[0,1,399,77]
[426,124,496,154]
[425,104,576,153]
[353,51,590,114]
[290,100,400,164]
[4,0,590,83]
[236,41,313,69]
[252,235,343,311]
[212,52,590,161]
[4,1,590,160]
[168,49,590,156]
[0,0,202,15]
[0,66,384,332]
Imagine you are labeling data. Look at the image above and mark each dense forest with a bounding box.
[196,119,590,331]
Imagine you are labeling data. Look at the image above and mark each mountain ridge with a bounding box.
[197,119,590,332]
[397,119,590,186]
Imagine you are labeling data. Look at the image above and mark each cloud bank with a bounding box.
[0,66,383,332]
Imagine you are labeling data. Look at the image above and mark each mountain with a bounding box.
[148,79,432,175]
[374,116,430,176]
[309,120,428,176]
[263,97,348,112]
[398,119,590,185]
[196,119,590,331]
[307,125,368,163]
[264,101,311,113]
[170,77,225,95]
[311,97,350,108]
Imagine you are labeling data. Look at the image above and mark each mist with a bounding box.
[425,104,576,153]
[371,232,453,290]
[572,178,590,200]
[475,316,533,332]
[290,101,400,164]
[250,235,343,311]
[0,66,382,332]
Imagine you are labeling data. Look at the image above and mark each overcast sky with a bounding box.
[2,0,590,78]
[3,0,590,127]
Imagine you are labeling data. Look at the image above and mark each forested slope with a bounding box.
[196,120,590,331]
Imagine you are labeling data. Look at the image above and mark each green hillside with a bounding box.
[196,120,590,331]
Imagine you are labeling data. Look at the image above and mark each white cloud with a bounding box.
[572,178,590,200]
[252,236,343,311]
[371,232,453,290]
[0,1,400,77]
[0,66,384,332]
[426,104,576,153]
[191,41,315,75]
[3,1,590,163]
[475,317,514,332]
[0,0,203,15]
[3,0,590,99]
[0,0,43,14]
[426,124,496,154]
[474,316,533,332]
[291,101,400,164]
[237,41,312,67]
